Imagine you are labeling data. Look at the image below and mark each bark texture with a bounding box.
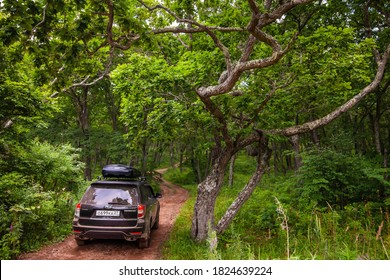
[191,147,233,241]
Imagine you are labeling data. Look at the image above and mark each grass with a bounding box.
[160,155,390,260]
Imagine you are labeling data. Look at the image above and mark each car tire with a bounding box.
[152,211,160,230]
[138,236,150,249]
[75,238,86,246]
[138,224,150,249]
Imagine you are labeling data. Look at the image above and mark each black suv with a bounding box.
[72,164,161,249]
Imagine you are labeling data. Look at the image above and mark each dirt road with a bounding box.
[19,170,189,260]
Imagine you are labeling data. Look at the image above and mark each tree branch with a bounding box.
[256,0,314,29]
[197,32,298,99]
[30,4,47,40]
[138,0,233,72]
[239,35,257,63]
[255,74,296,117]
[106,0,140,50]
[197,0,308,99]
[152,26,245,34]
[199,96,233,148]
[231,75,296,127]
[51,0,138,97]
[50,48,114,98]
[263,44,390,137]
[139,1,312,99]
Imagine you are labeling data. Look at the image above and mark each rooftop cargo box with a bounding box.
[102,164,142,179]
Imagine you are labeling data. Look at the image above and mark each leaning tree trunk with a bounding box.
[216,136,271,234]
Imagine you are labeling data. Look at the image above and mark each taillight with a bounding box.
[75,203,81,218]
[137,204,145,219]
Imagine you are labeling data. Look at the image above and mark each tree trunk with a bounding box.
[105,88,120,131]
[290,134,302,170]
[191,147,232,241]
[179,144,186,173]
[192,157,202,184]
[369,112,382,155]
[373,91,382,155]
[310,114,320,146]
[170,142,175,168]
[71,87,92,181]
[217,138,271,234]
[228,153,237,187]
[141,139,149,175]
[385,147,389,179]
[310,129,320,146]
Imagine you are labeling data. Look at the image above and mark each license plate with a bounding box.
[96,210,120,217]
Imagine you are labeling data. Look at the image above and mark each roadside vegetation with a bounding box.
[0,141,86,259]
[162,151,390,260]
[1,1,389,260]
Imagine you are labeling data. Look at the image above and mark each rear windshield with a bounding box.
[81,185,138,206]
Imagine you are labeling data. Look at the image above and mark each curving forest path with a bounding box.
[19,169,189,260]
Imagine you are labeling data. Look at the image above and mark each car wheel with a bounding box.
[138,225,151,249]
[75,238,86,246]
[152,212,159,230]
[138,235,150,249]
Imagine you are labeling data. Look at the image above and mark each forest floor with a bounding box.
[18,168,189,260]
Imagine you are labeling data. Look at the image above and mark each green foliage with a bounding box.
[296,148,390,209]
[0,79,46,133]
[163,167,197,186]
[1,0,389,260]
[112,51,216,176]
[113,54,184,151]
[19,140,84,193]
[235,152,390,260]
[0,141,85,259]
[164,152,390,260]
[256,25,374,131]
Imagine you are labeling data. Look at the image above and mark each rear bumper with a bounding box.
[73,220,147,241]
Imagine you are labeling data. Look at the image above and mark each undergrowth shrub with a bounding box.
[0,141,85,259]
[163,166,197,185]
[215,150,389,259]
[296,148,389,209]
[163,150,389,260]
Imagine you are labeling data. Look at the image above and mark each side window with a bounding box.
[147,186,155,197]
[141,185,154,201]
